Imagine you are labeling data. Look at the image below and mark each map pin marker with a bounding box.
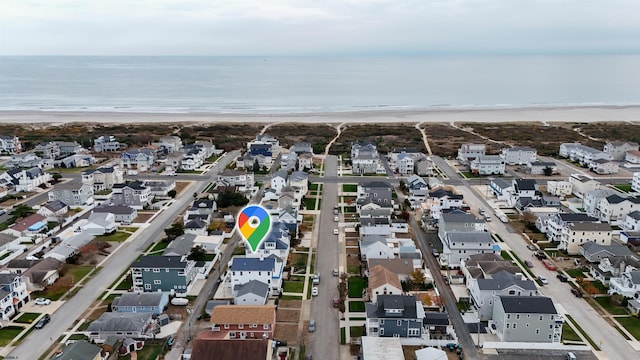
[237,205,271,253]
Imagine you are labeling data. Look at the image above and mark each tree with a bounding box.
[167,189,177,198]
[52,173,63,182]
[521,211,537,226]
[10,204,35,218]
[164,222,184,242]
[253,158,260,172]
[543,166,553,176]
[187,246,207,261]
[410,269,426,285]
[217,191,249,208]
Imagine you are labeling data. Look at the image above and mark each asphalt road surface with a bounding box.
[307,155,341,360]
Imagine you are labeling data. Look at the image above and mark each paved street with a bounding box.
[6,151,239,360]
[308,155,341,360]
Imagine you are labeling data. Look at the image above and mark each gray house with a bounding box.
[111,292,169,314]
[130,256,195,293]
[93,205,137,224]
[87,312,158,343]
[365,294,425,338]
[234,279,270,305]
[468,270,539,321]
[357,181,393,212]
[48,182,94,206]
[491,296,562,343]
[111,181,152,209]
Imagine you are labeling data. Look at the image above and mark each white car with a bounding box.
[34,298,51,306]
[538,276,549,285]
[312,287,319,296]
[333,229,339,235]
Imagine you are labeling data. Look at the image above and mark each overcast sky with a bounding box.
[2,0,640,56]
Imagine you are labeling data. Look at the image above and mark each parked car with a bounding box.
[332,297,339,308]
[34,314,51,329]
[432,249,439,257]
[308,319,316,332]
[332,269,339,276]
[535,251,547,260]
[524,260,533,268]
[334,216,339,222]
[571,288,583,298]
[557,273,569,282]
[312,273,320,285]
[333,228,339,235]
[527,245,537,251]
[538,276,548,285]
[312,287,319,296]
[34,298,51,306]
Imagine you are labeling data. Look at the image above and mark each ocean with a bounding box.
[1,55,639,114]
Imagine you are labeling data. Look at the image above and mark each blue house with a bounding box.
[365,294,425,338]
[130,256,195,293]
[111,292,169,314]
[249,143,272,157]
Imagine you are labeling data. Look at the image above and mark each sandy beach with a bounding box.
[1,105,640,126]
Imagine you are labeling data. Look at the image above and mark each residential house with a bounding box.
[0,273,29,321]
[48,182,94,206]
[542,213,599,242]
[579,241,634,263]
[87,312,158,343]
[81,212,117,235]
[0,135,21,154]
[111,181,152,209]
[165,152,184,172]
[0,233,20,258]
[270,170,288,195]
[163,234,196,257]
[457,143,486,163]
[527,161,557,175]
[5,213,47,237]
[628,300,640,316]
[489,178,514,203]
[437,213,485,243]
[121,148,155,172]
[396,153,415,175]
[501,146,536,165]
[155,136,183,153]
[49,340,102,360]
[192,233,224,255]
[608,271,640,298]
[44,233,95,262]
[603,141,639,161]
[424,188,464,220]
[280,151,298,171]
[277,205,299,235]
[559,222,612,255]
[183,198,217,224]
[4,167,51,192]
[111,293,169,314]
[583,189,617,219]
[467,270,538,321]
[414,155,434,177]
[546,181,572,197]
[93,205,137,224]
[596,194,640,225]
[230,256,282,296]
[55,141,83,156]
[246,222,291,261]
[93,135,125,152]
[365,294,425,338]
[356,181,393,213]
[625,151,640,167]
[590,256,640,285]
[561,143,613,167]
[6,152,52,169]
[189,338,270,360]
[234,279,270,305]
[367,258,416,282]
[470,155,505,175]
[360,235,394,261]
[490,296,562,343]
[442,232,497,268]
[81,166,124,191]
[367,265,403,303]
[415,346,446,360]
[142,179,176,197]
[351,142,383,175]
[569,174,601,198]
[20,257,63,292]
[37,200,69,220]
[130,256,196,293]
[184,218,208,236]
[297,152,313,171]
[217,170,255,188]
[34,141,61,159]
[288,171,308,196]
[388,148,421,165]
[290,142,313,156]
[590,159,619,175]
[633,172,640,193]
[625,211,640,232]
[181,145,207,170]
[461,253,522,286]
[209,305,276,340]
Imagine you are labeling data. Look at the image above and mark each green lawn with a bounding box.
[97,231,131,242]
[617,317,640,340]
[344,206,356,213]
[347,277,367,298]
[347,265,361,274]
[69,265,94,283]
[120,227,138,233]
[349,301,366,312]
[340,327,346,344]
[283,281,305,293]
[350,326,364,338]
[614,184,632,193]
[0,326,24,346]
[566,268,586,279]
[309,183,319,191]
[562,324,583,342]
[342,184,357,192]
[147,241,169,255]
[232,246,246,256]
[115,276,133,290]
[595,297,629,315]
[304,197,316,210]
[119,341,164,360]
[13,312,41,324]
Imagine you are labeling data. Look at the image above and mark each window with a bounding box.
[536,329,540,334]
[250,324,257,328]
[397,320,402,326]
[513,324,517,329]
[144,284,151,290]
[166,269,170,272]
[408,328,420,336]
[540,315,543,321]
[153,268,160,273]
[154,280,161,285]
[224,324,229,329]
[506,324,510,329]
[263,324,269,329]
[239,324,244,329]
[516,314,520,320]
[379,329,384,336]
[380,319,384,325]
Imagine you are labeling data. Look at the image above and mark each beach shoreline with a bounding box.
[1,104,639,126]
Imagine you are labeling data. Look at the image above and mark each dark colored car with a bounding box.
[571,288,583,298]
[535,251,547,260]
[524,260,533,268]
[34,314,50,329]
[557,273,569,282]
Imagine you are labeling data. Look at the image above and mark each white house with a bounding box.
[632,172,640,193]
[470,155,505,175]
[457,143,486,163]
[609,271,640,298]
[596,194,640,225]
[359,235,394,260]
[367,265,403,303]
[467,270,538,321]
[442,232,497,268]
[4,167,51,192]
[230,256,283,296]
[351,143,383,175]
[625,151,640,167]
[490,296,562,343]
[590,159,619,175]
[546,181,572,197]
[501,146,536,165]
[603,141,639,161]
[81,166,124,191]
[559,222,612,255]
[121,148,155,172]
[0,135,22,154]
[234,280,270,305]
[624,211,640,231]
[48,182,94,206]
[288,171,308,196]
[80,212,117,235]
[396,153,415,175]
[569,174,601,198]
[0,273,29,322]
[527,161,557,175]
